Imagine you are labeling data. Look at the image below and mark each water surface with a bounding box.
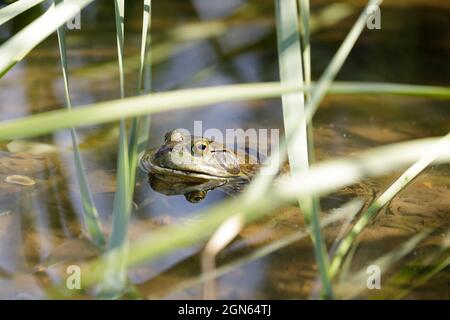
[0,0,448,299]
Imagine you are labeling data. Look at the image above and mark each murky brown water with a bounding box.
[0,0,449,299]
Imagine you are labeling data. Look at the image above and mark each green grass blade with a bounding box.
[275,0,383,297]
[299,0,383,295]
[0,0,46,26]
[128,118,139,194]
[100,127,130,297]
[298,0,316,172]
[0,0,94,77]
[336,230,431,299]
[299,0,326,297]
[114,0,125,100]
[128,0,152,194]
[100,0,131,297]
[329,132,450,278]
[1,80,447,140]
[158,200,363,298]
[378,232,450,299]
[136,0,152,155]
[139,1,153,152]
[53,0,105,248]
[71,3,353,81]
[77,137,450,288]
[275,0,331,298]
[304,0,383,123]
[298,0,310,88]
[276,137,450,199]
[274,0,309,201]
[138,0,152,95]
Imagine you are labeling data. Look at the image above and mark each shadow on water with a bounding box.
[0,0,448,299]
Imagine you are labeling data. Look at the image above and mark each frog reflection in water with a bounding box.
[139,129,267,203]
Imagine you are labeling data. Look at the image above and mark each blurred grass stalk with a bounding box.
[0,0,94,77]
[202,213,244,299]
[329,131,450,278]
[0,0,46,26]
[275,0,331,297]
[336,230,431,299]
[53,0,105,248]
[303,0,383,123]
[276,0,383,298]
[1,0,448,299]
[166,200,363,298]
[201,0,313,297]
[101,0,153,297]
[374,231,450,299]
[73,2,356,80]
[298,0,317,178]
[77,136,450,289]
[129,0,152,192]
[138,0,153,154]
[298,0,330,298]
[100,0,131,297]
[289,0,382,296]
[0,81,448,140]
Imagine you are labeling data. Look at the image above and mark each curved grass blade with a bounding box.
[275,0,330,297]
[335,230,431,299]
[140,0,153,142]
[0,0,94,77]
[128,0,152,196]
[72,3,355,80]
[137,0,152,95]
[53,0,105,248]
[303,0,383,123]
[298,0,310,89]
[299,0,328,297]
[202,213,244,299]
[372,230,449,299]
[154,199,362,298]
[99,0,131,298]
[329,132,450,278]
[137,0,153,155]
[0,80,448,141]
[298,0,317,178]
[75,137,450,288]
[298,0,318,206]
[274,0,383,298]
[0,0,46,26]
[298,0,322,236]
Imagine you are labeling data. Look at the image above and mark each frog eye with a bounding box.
[193,139,210,154]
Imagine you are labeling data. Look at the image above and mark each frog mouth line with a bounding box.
[138,151,231,181]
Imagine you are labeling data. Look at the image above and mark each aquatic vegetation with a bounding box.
[0,0,448,300]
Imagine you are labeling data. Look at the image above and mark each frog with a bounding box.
[139,129,263,202]
[139,129,377,204]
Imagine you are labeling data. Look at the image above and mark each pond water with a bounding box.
[0,0,448,299]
